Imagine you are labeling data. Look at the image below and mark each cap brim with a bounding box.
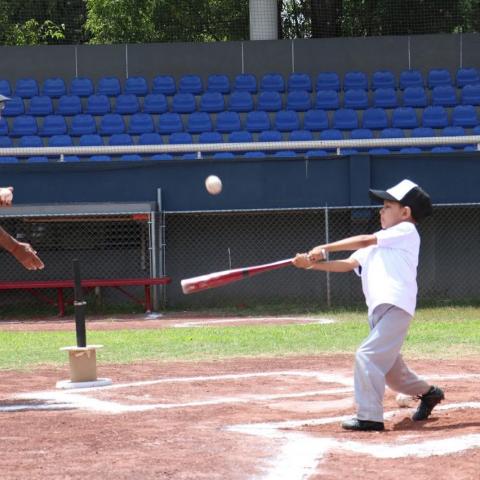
[369,189,397,203]
[0,95,10,102]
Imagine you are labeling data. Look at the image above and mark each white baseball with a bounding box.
[396,393,414,408]
[205,175,222,195]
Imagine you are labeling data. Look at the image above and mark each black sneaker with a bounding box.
[341,418,385,431]
[412,386,445,421]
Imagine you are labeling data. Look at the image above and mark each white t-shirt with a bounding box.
[350,221,420,316]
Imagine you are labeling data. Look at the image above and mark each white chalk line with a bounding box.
[173,317,335,328]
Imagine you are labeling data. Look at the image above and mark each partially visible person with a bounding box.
[0,186,44,270]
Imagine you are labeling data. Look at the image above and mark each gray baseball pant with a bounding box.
[354,303,430,422]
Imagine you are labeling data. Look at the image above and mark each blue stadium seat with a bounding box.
[109,133,133,145]
[97,76,121,96]
[399,69,424,90]
[86,94,111,115]
[0,136,12,147]
[198,131,223,143]
[339,148,358,155]
[315,90,339,110]
[11,115,38,137]
[427,68,452,88]
[257,91,282,111]
[461,84,480,105]
[392,107,418,128]
[380,128,405,138]
[432,85,457,106]
[187,112,212,133]
[143,94,168,114]
[274,150,297,157]
[199,92,224,113]
[0,118,8,136]
[121,154,143,161]
[274,110,300,132]
[234,73,257,93]
[228,130,253,143]
[431,146,455,153]
[26,156,49,163]
[289,129,313,141]
[245,111,270,132]
[244,151,266,158]
[90,155,111,161]
[169,132,193,144]
[158,112,183,134]
[333,108,358,130]
[19,135,43,147]
[306,150,328,157]
[403,87,427,107]
[350,128,374,139]
[316,72,340,91]
[42,77,66,98]
[138,132,163,145]
[422,106,448,128]
[286,90,311,112]
[0,79,12,96]
[128,113,155,134]
[213,152,235,159]
[179,75,203,95]
[98,113,126,135]
[172,93,196,113]
[2,96,24,117]
[207,74,230,94]
[260,73,285,92]
[39,115,67,136]
[114,94,140,114]
[371,70,396,90]
[319,129,343,140]
[399,147,422,154]
[228,91,254,112]
[258,130,282,142]
[125,76,148,96]
[304,109,328,131]
[79,134,103,146]
[369,148,391,155]
[452,105,478,127]
[56,95,82,116]
[411,127,435,138]
[27,96,53,116]
[288,73,312,92]
[70,77,94,97]
[344,89,369,109]
[344,71,368,91]
[70,114,97,136]
[151,153,173,161]
[15,78,39,98]
[49,134,79,161]
[362,107,388,129]
[216,111,241,133]
[373,88,398,108]
[456,67,479,88]
[152,75,176,95]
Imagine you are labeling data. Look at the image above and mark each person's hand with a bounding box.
[11,242,44,270]
[292,253,312,269]
[307,246,327,263]
[0,187,13,207]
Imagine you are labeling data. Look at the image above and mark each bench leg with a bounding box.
[144,285,152,313]
[57,288,65,316]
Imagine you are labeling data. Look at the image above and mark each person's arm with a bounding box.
[292,253,359,272]
[307,234,377,262]
[0,227,44,270]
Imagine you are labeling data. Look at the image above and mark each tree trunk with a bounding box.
[310,0,343,38]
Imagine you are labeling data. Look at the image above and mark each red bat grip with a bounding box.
[181,258,293,294]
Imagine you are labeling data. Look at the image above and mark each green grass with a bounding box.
[0,306,479,370]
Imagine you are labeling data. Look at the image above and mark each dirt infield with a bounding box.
[0,349,479,480]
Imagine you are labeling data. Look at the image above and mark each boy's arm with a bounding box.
[308,234,377,262]
[292,253,359,272]
[0,227,44,270]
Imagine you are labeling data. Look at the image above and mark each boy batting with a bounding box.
[293,179,444,431]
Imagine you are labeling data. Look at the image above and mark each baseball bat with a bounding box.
[181,257,294,294]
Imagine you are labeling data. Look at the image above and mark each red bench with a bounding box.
[0,277,171,316]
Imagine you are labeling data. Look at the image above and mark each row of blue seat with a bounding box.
[3,84,480,117]
[2,107,480,137]
[3,126,479,150]
[1,68,480,99]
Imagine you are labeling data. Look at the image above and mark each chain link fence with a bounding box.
[164,204,480,309]
[0,205,157,317]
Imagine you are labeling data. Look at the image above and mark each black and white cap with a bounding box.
[369,179,433,222]
[0,94,10,102]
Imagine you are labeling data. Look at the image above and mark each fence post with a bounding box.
[325,205,331,308]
